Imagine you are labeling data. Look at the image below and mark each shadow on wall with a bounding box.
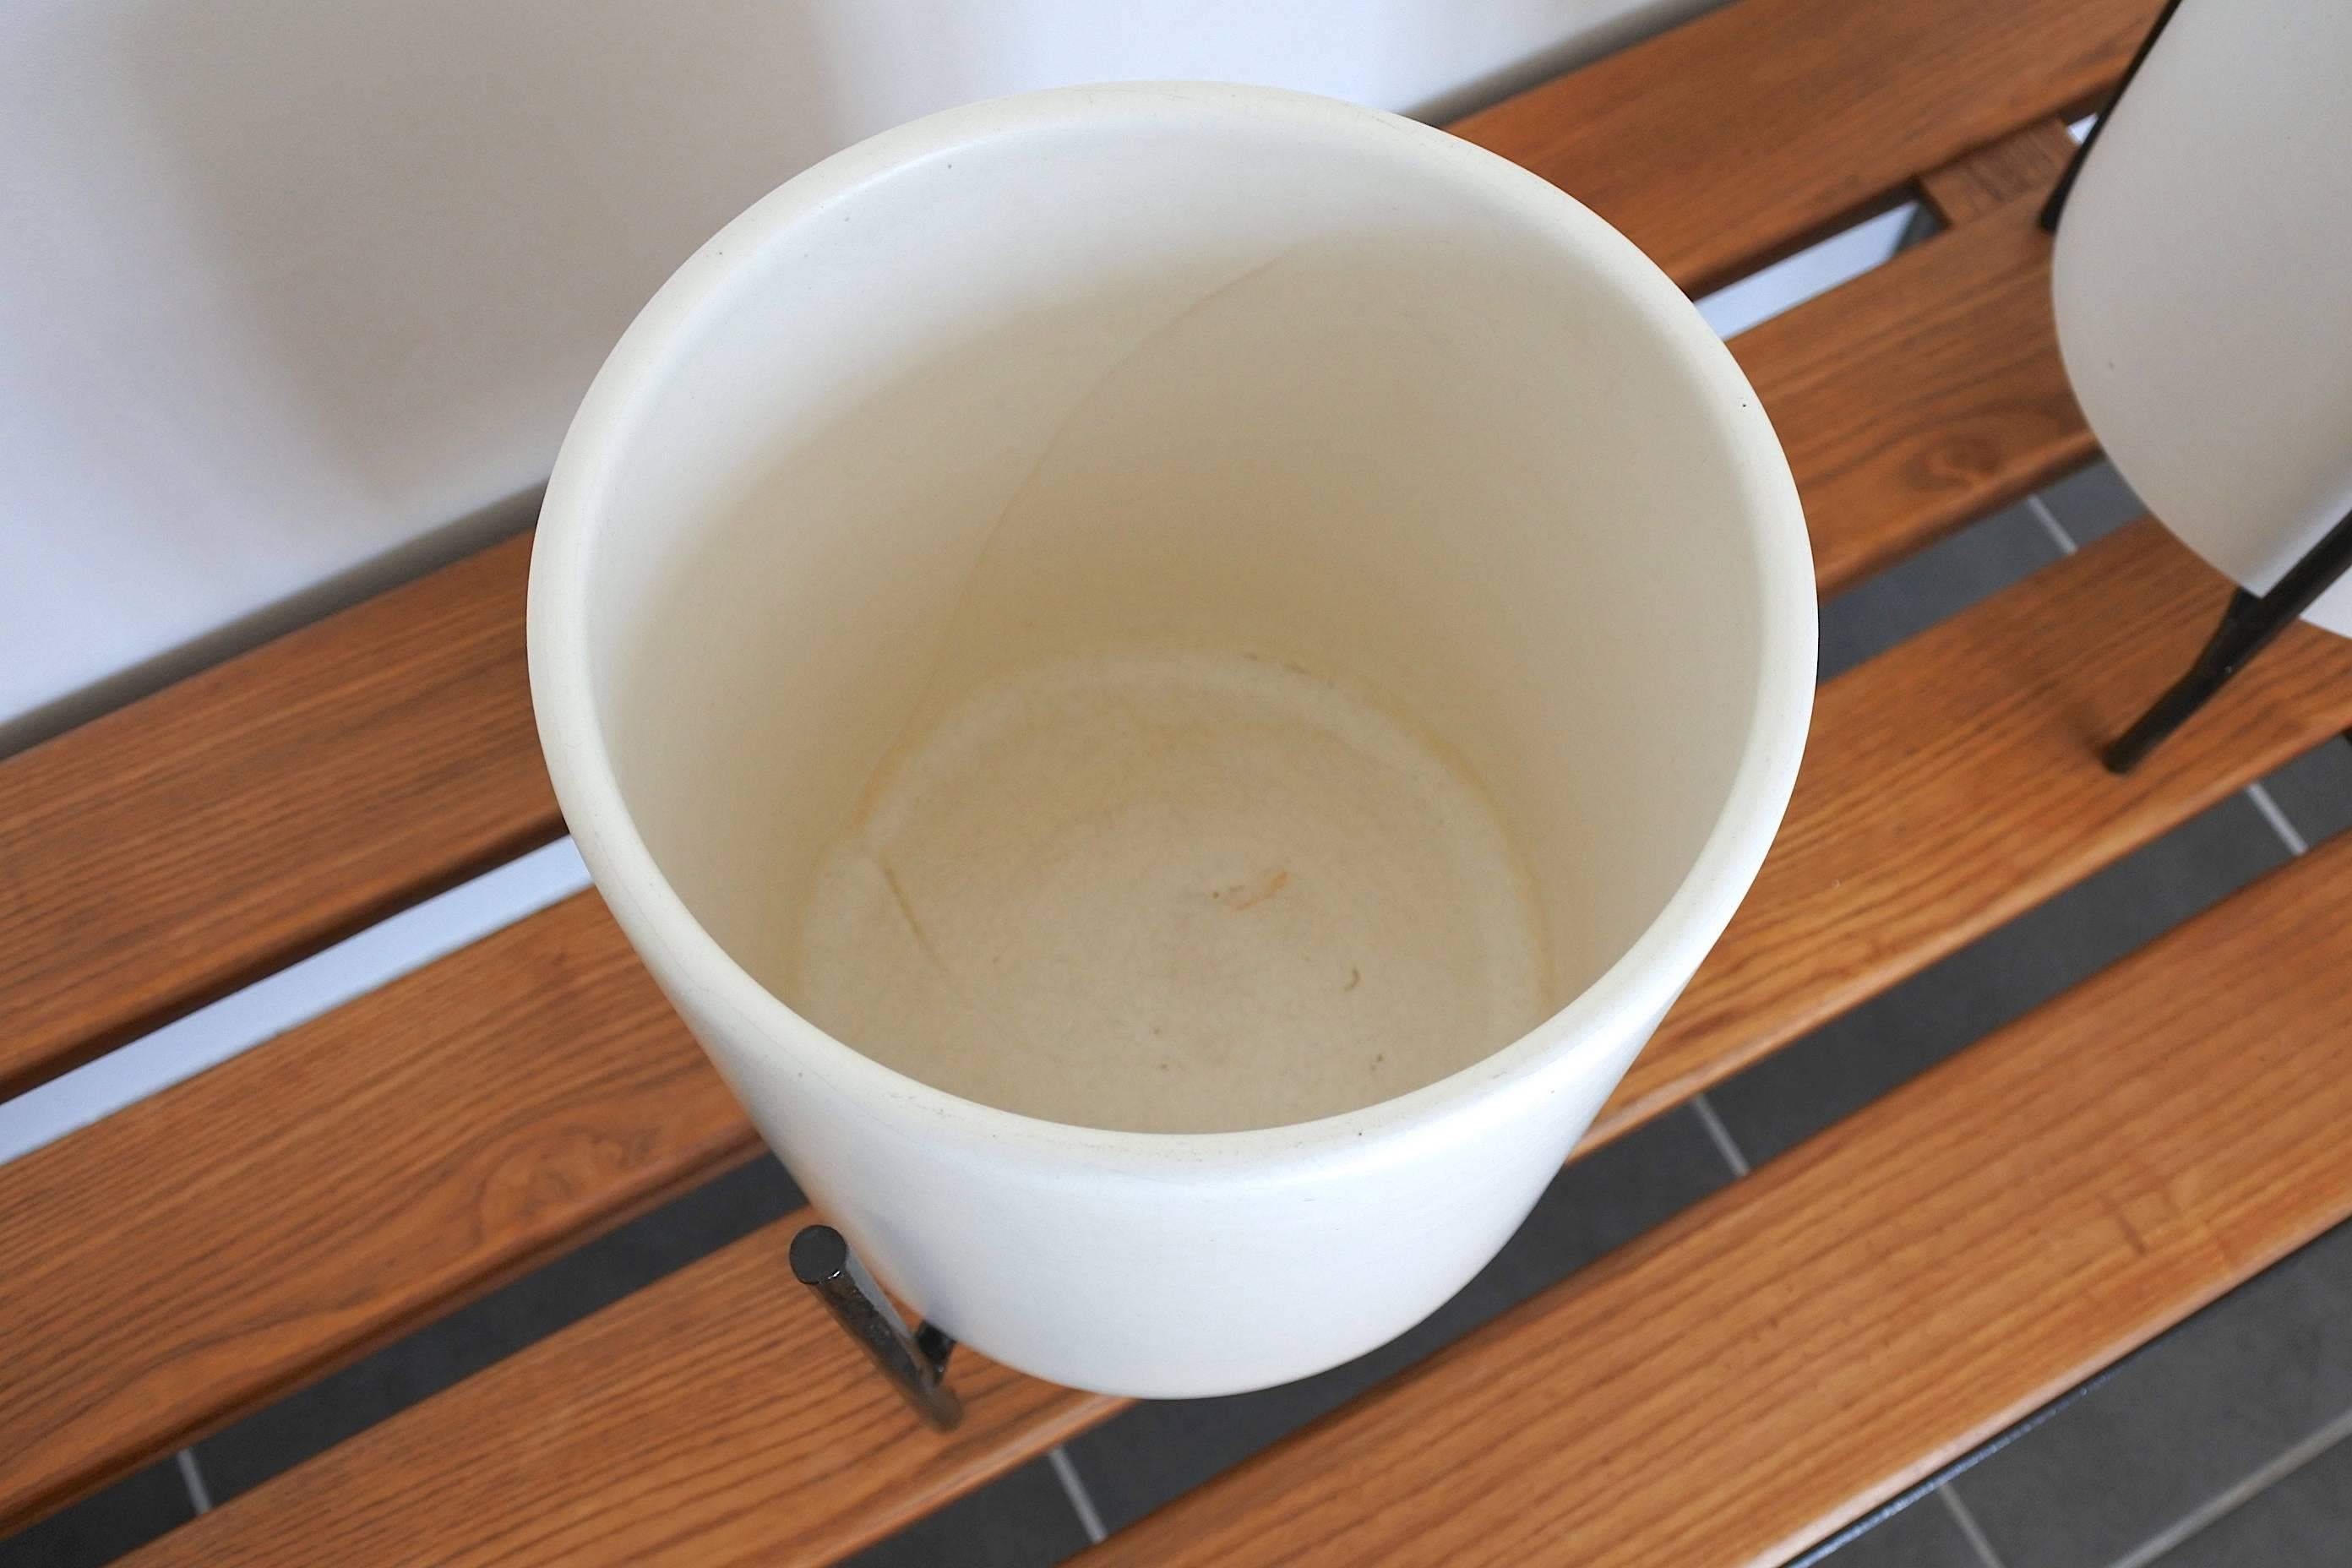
[101,0,1721,514]
[106,0,848,528]
[1,0,846,754]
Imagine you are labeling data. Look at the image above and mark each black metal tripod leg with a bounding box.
[2104,504,2352,775]
[791,1224,964,1430]
[2103,589,2264,773]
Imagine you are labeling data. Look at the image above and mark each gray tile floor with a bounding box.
[0,1461,192,1568]
[10,464,2352,1568]
[1811,1489,2006,1568]
[2149,1418,2352,1568]
[1949,1221,2352,1568]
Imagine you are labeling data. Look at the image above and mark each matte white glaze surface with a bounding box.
[530,84,1813,1396]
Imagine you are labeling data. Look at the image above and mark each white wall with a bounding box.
[0,0,1717,751]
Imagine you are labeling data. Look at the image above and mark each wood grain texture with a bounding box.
[1453,0,2153,294]
[1593,518,2352,1145]
[96,528,2352,1566]
[0,29,2131,1533]
[0,535,555,1101]
[1919,119,2082,226]
[129,1227,1118,1568]
[0,891,754,1528]
[1084,835,2352,1568]
[1735,185,2090,596]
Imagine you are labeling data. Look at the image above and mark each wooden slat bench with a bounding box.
[5,109,2212,1535]
[18,0,2344,1564]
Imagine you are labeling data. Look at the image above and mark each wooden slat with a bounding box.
[101,523,2352,1566]
[0,0,2141,1104]
[1595,516,2352,1137]
[0,893,751,1528]
[1735,180,2089,596]
[0,161,2107,1527]
[0,536,554,1101]
[1919,118,2082,226]
[1454,0,2152,294]
[130,1218,1118,1568]
[1589,514,2352,1142]
[1082,839,2352,1568]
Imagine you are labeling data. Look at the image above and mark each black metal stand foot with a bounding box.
[791,1224,963,1430]
[2104,588,2262,773]
[2104,506,2352,775]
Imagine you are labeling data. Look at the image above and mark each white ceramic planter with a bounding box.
[529,83,1813,1398]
